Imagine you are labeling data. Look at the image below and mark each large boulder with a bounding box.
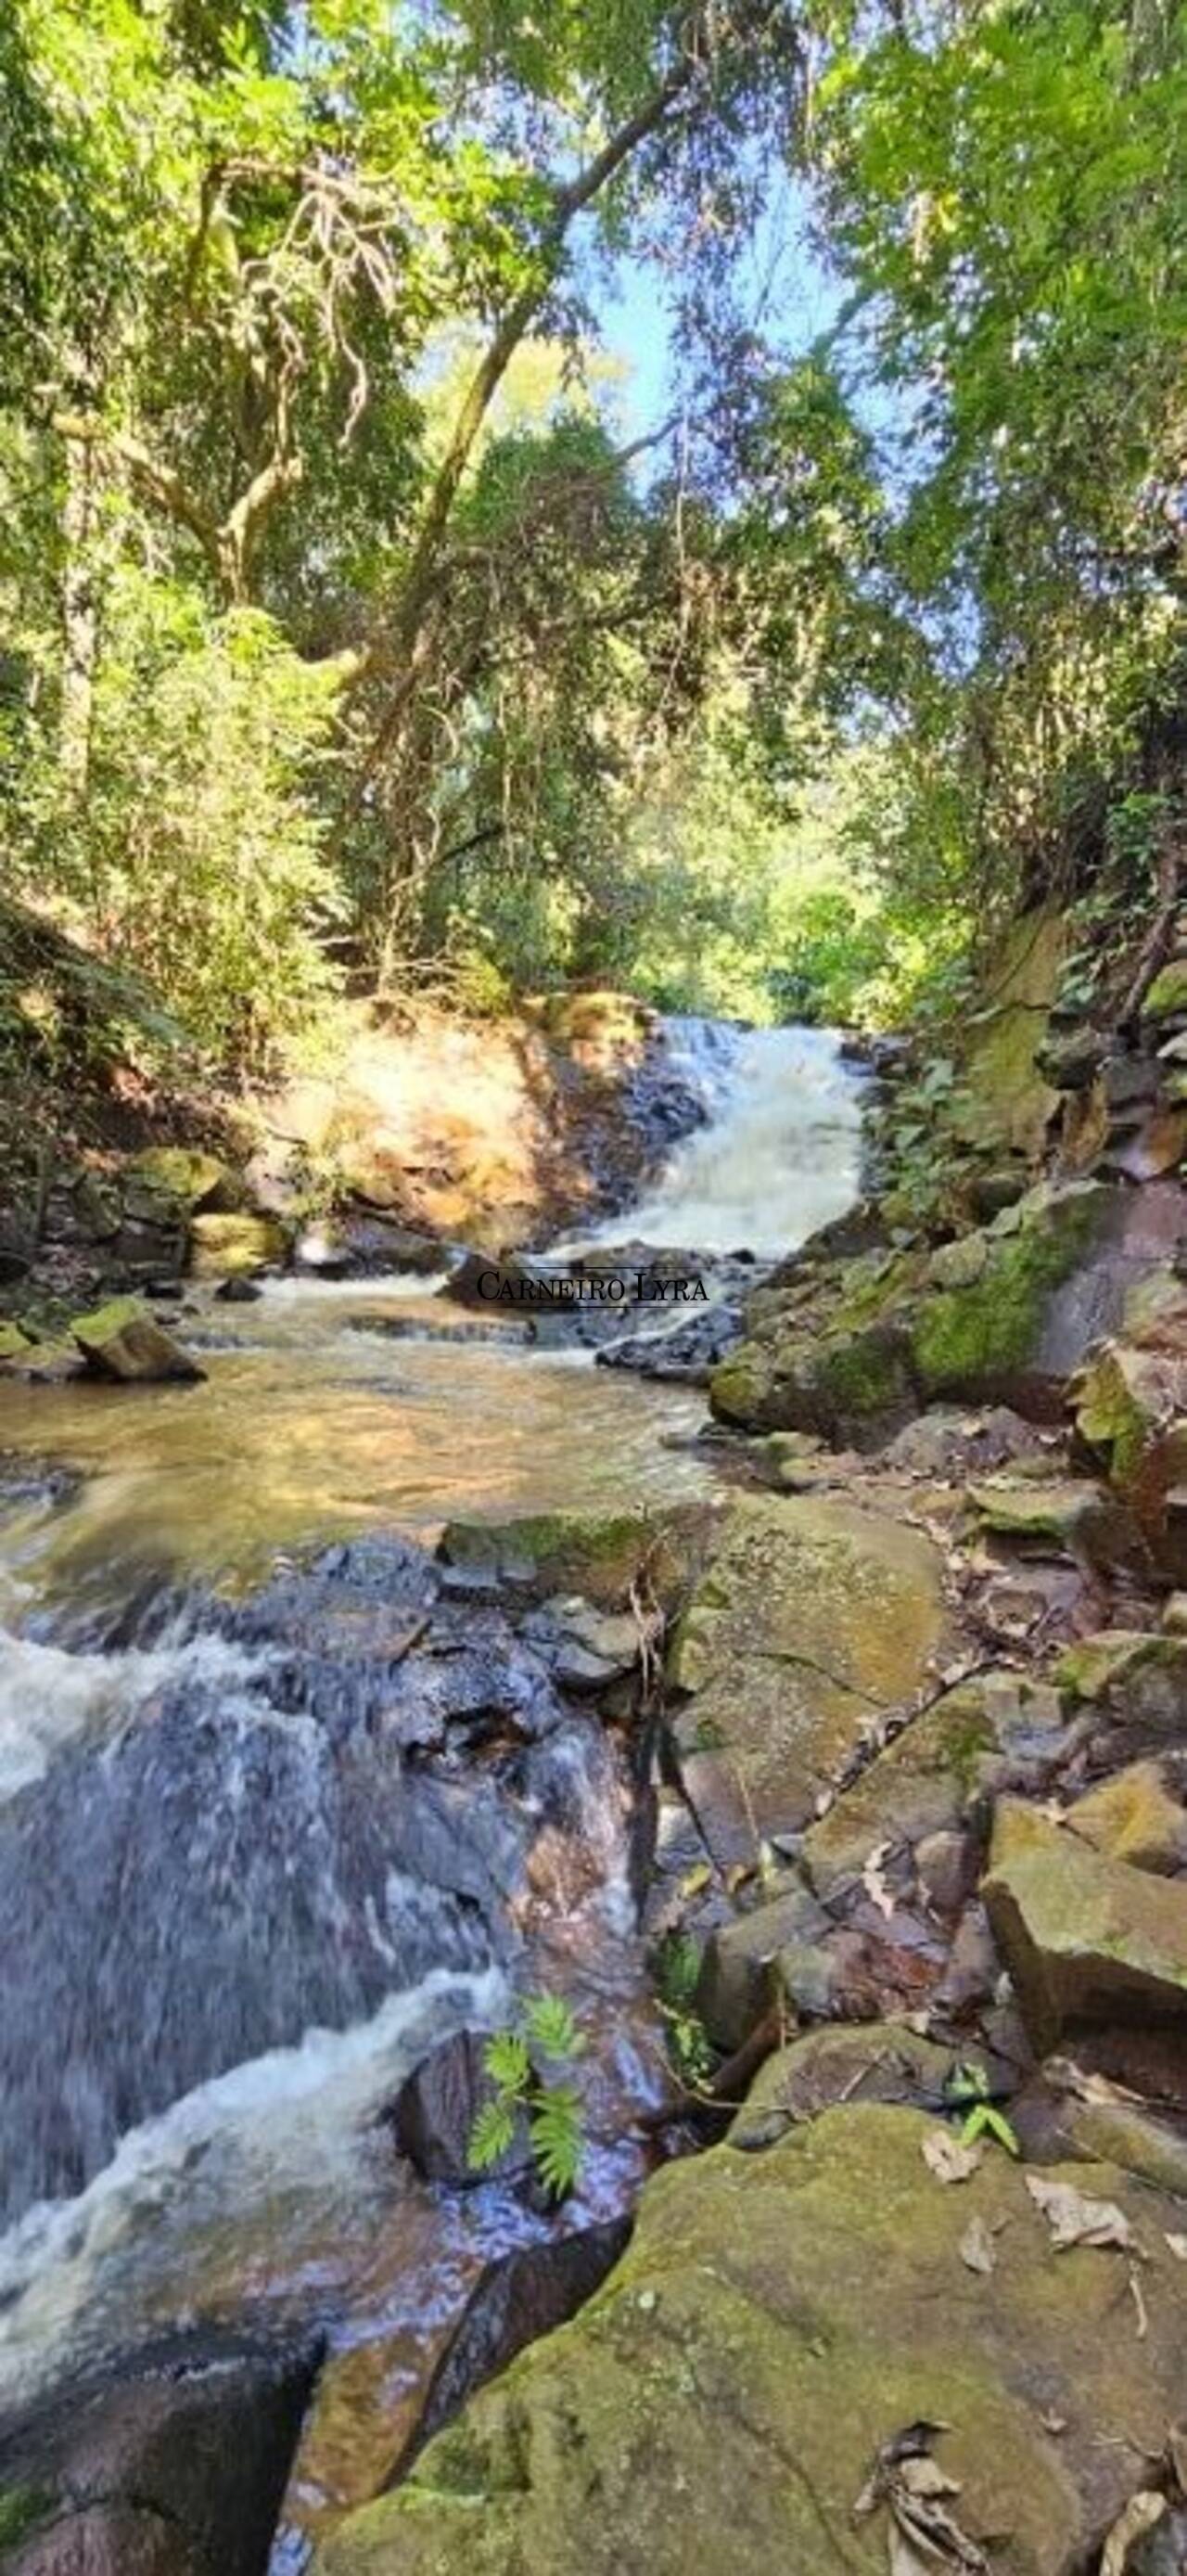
[0,2332,316,2576]
[983,1797,1187,2048]
[711,1178,1168,1444]
[317,2103,1187,2576]
[70,1297,205,1384]
[667,1494,947,1863]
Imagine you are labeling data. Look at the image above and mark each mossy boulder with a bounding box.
[0,1322,34,1364]
[711,1180,1125,1442]
[983,1797,1187,2048]
[188,1212,287,1278]
[439,1504,719,1612]
[127,1146,238,1213]
[667,1495,947,1863]
[317,2103,1187,2576]
[70,1297,205,1385]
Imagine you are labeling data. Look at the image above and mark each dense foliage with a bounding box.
[0,0,1182,1071]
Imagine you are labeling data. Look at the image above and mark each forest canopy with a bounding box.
[1,0,1183,1070]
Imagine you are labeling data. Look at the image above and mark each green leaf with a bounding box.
[483,2030,530,2094]
[961,2101,1020,2158]
[467,2095,518,2172]
[523,1993,584,2063]
[529,2083,583,2198]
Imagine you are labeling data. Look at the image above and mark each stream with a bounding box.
[0,1021,862,2564]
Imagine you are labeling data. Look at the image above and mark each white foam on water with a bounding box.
[0,1623,270,1802]
[0,1964,506,2410]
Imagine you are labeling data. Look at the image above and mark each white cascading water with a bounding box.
[583,1019,864,1259]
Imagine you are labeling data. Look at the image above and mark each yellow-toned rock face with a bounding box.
[317,2103,1187,2576]
[666,1493,947,1858]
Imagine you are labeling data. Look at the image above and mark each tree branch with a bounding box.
[53,411,224,583]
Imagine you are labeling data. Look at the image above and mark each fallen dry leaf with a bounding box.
[1039,2410,1067,2436]
[863,1838,898,1920]
[854,2424,988,2573]
[1165,2232,1187,2262]
[1026,2175,1133,2251]
[959,2216,995,2275]
[1101,2491,1166,2575]
[923,2128,982,2185]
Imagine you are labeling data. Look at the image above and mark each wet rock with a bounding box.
[319,2103,1187,2576]
[667,1496,947,1865]
[0,1678,505,2219]
[1066,1761,1187,1875]
[214,1273,262,1302]
[389,2030,528,2186]
[2,1337,86,1383]
[521,1597,639,1691]
[70,1297,205,1384]
[443,1249,540,1309]
[6,2502,198,2573]
[983,1798,1187,2048]
[0,2331,317,2576]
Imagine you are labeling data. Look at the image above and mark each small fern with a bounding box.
[468,2095,518,2171]
[529,2084,584,2198]
[467,1992,587,2199]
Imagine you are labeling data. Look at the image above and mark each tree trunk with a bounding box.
[59,430,97,801]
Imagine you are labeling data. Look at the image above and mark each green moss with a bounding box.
[127,1145,230,1208]
[0,2486,49,2548]
[1143,961,1187,1020]
[911,1183,1109,1395]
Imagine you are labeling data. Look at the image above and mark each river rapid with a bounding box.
[0,1021,862,2564]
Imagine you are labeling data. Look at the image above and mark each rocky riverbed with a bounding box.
[3,937,1187,2576]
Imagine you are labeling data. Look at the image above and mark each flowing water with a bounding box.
[0,1019,862,2557]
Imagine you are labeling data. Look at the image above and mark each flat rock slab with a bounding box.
[984,1797,1187,2049]
[668,1495,948,1862]
[318,2103,1187,2576]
